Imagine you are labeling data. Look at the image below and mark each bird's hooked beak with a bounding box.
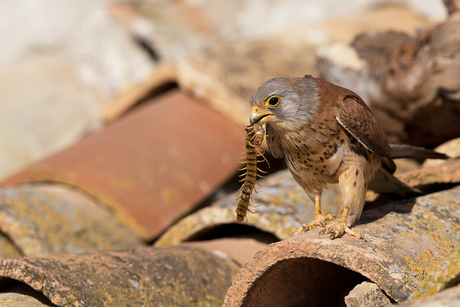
[250,106,274,125]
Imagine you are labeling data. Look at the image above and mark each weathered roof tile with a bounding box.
[398,158,460,188]
[0,184,143,257]
[1,90,244,240]
[224,186,460,306]
[155,169,342,246]
[0,246,239,306]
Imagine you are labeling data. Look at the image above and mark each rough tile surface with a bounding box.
[0,184,144,256]
[0,246,239,306]
[224,186,460,306]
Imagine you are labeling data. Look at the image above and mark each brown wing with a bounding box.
[265,123,284,159]
[336,94,396,173]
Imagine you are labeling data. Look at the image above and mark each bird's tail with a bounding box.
[389,143,449,160]
[368,168,421,196]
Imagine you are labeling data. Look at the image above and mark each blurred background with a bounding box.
[0,0,449,181]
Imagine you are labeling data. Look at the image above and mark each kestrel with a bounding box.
[249,75,445,239]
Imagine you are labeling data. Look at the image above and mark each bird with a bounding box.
[249,75,448,240]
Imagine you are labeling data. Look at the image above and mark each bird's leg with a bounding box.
[293,194,335,235]
[319,203,364,240]
[319,162,367,240]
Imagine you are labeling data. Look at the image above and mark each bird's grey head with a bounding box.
[249,77,320,131]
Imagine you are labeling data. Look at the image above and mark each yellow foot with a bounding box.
[293,213,335,236]
[319,221,365,241]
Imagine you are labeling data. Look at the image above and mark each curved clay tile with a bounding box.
[399,284,460,306]
[1,90,244,240]
[0,184,144,257]
[156,154,460,247]
[223,186,460,306]
[398,159,460,188]
[0,246,239,306]
[155,169,342,245]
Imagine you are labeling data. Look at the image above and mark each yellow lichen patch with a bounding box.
[402,255,426,281]
[372,265,382,272]
[411,253,460,299]
[401,232,460,300]
[417,249,436,266]
[0,186,144,256]
[429,232,454,257]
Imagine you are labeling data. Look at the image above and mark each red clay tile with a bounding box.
[0,246,239,306]
[224,186,460,306]
[1,90,244,239]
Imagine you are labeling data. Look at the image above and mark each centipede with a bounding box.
[235,123,267,222]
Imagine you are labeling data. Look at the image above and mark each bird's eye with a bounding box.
[266,95,281,108]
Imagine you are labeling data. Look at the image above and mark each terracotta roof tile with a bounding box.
[223,186,460,306]
[398,158,460,188]
[399,284,460,306]
[0,184,143,257]
[156,169,341,245]
[1,90,244,240]
[0,246,239,306]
